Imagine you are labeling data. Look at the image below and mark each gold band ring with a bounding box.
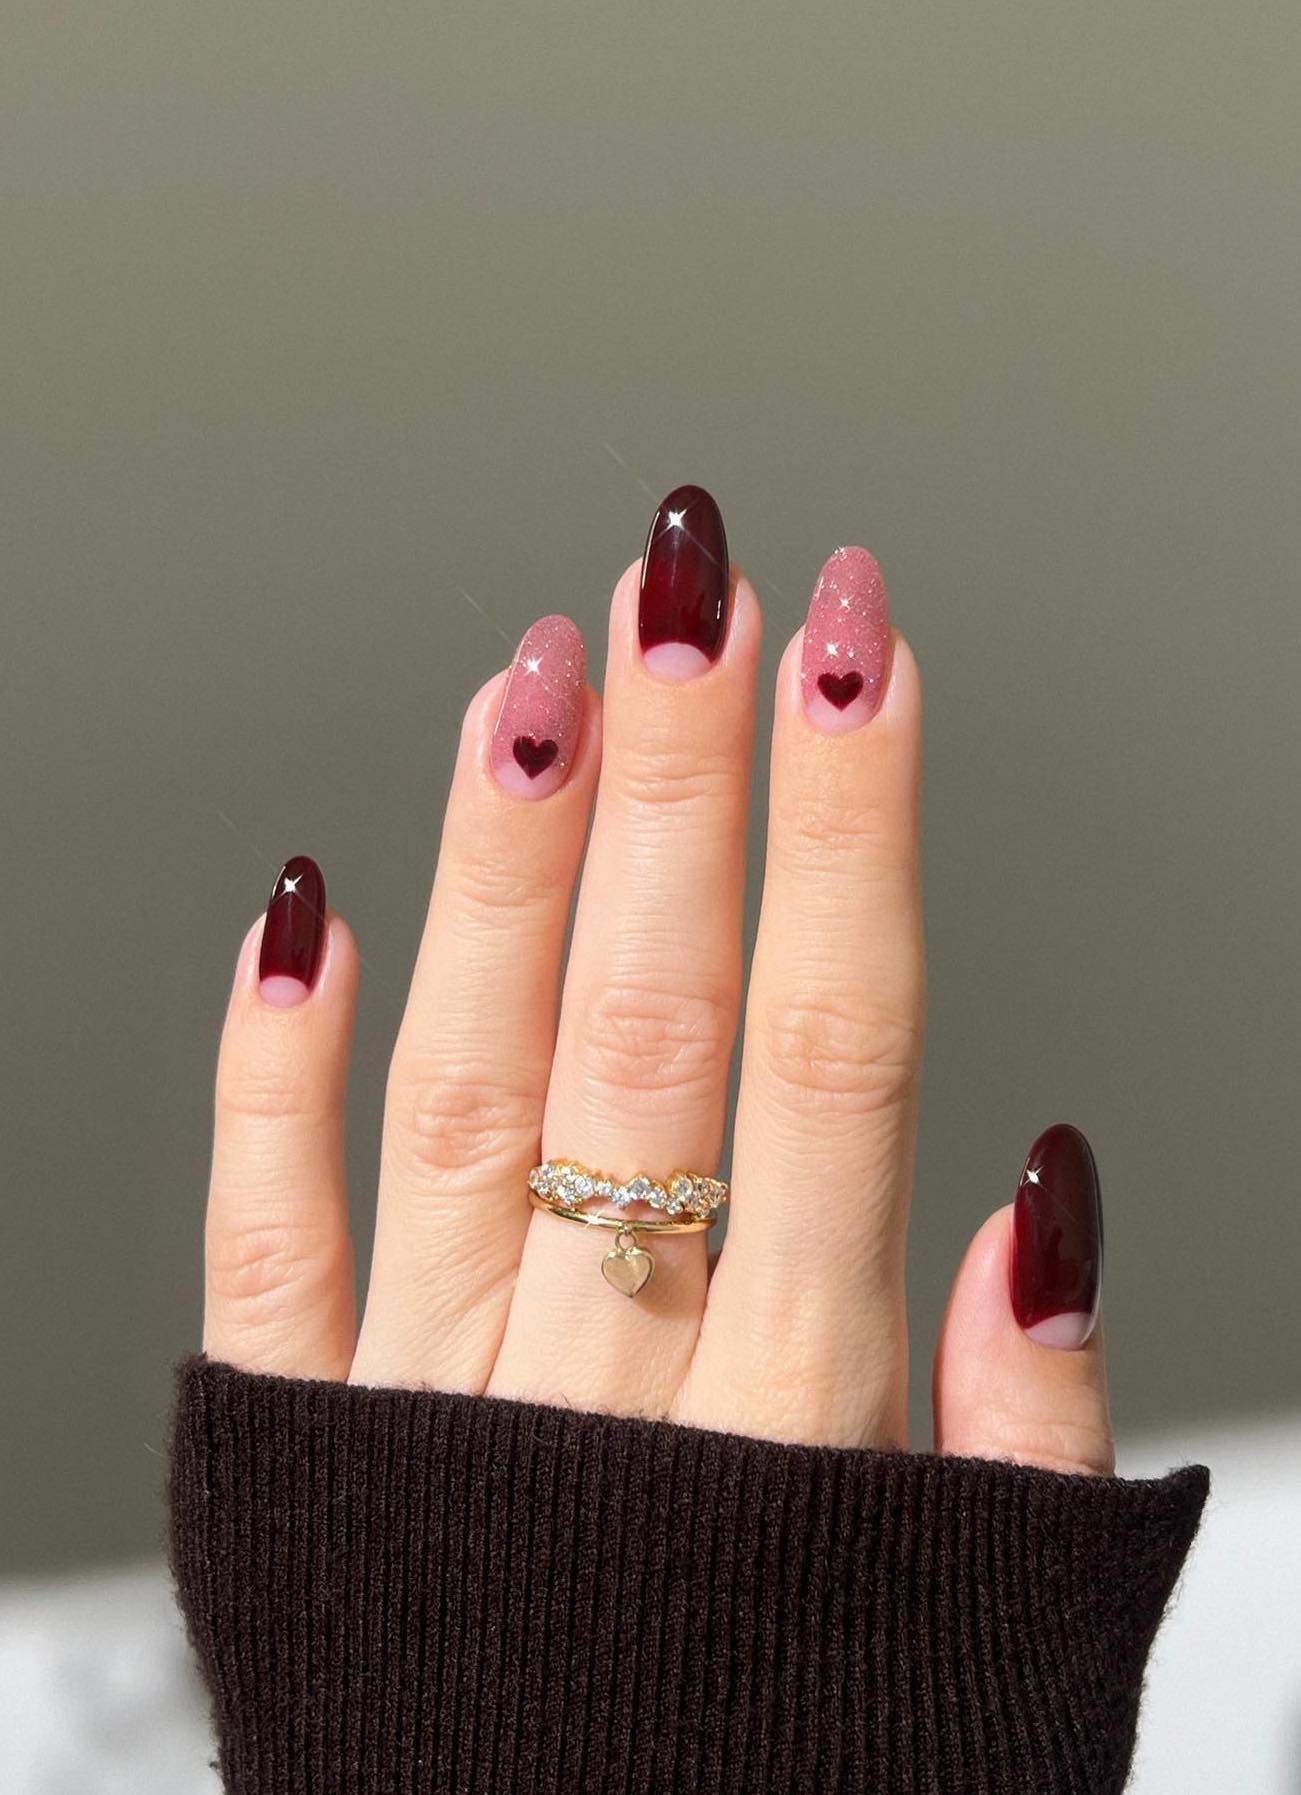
[526,1190,713,1236]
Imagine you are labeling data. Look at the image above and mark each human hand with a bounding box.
[202,486,1111,1479]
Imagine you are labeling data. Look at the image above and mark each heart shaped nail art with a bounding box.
[512,734,559,778]
[817,669,865,710]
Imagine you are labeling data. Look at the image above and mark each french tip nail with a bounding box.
[1023,1311,1096,1351]
[259,974,311,1009]
[639,484,730,671]
[1010,1122,1103,1343]
[641,640,713,681]
[258,855,327,993]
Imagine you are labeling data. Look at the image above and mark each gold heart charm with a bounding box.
[601,1236,653,1298]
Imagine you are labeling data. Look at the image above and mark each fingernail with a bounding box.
[638,484,730,679]
[800,546,891,731]
[1011,1122,1103,1349]
[490,614,586,800]
[258,855,326,1007]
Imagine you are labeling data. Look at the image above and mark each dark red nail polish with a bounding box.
[638,484,730,679]
[1011,1122,1103,1349]
[258,855,326,1007]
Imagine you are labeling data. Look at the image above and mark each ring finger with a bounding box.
[680,549,925,1448]
[488,488,760,1415]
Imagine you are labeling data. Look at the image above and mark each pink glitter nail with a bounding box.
[490,614,586,799]
[799,547,891,733]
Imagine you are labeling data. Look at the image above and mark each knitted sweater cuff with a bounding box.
[167,1353,1207,1795]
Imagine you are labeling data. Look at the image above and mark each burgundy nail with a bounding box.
[1010,1122,1103,1349]
[800,547,891,731]
[489,615,586,800]
[258,856,326,1008]
[638,484,730,679]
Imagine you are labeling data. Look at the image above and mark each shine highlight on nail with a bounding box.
[1010,1122,1103,1349]
[799,546,891,731]
[258,855,326,1007]
[489,614,586,799]
[638,484,730,679]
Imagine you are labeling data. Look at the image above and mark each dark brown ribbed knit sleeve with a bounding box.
[167,1353,1207,1795]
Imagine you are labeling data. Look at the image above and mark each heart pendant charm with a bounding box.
[601,1235,654,1297]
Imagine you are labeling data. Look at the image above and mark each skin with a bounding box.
[204,557,1114,1476]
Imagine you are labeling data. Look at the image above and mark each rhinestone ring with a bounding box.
[528,1158,728,1220]
[526,1158,729,1298]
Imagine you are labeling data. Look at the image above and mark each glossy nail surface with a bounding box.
[259,855,326,1007]
[638,484,730,678]
[1011,1122,1103,1348]
[490,614,586,800]
[800,547,891,731]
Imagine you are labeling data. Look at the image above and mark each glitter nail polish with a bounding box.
[799,547,891,732]
[489,615,586,800]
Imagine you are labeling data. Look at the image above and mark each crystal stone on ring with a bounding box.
[667,1174,694,1216]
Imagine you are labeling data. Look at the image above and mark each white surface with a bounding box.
[0,1563,218,1795]
[1123,1417,1301,1795]
[1,1418,1297,1793]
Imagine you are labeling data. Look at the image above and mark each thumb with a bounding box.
[933,1123,1114,1476]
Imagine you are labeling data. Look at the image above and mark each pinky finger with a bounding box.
[933,1123,1113,1476]
[205,857,358,1381]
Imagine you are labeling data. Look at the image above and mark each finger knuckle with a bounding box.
[759,990,922,1115]
[206,1219,334,1317]
[448,851,566,922]
[215,1055,329,1125]
[978,1406,1116,1478]
[386,1061,538,1182]
[577,979,734,1102]
[612,736,739,813]
[784,789,892,852]
[773,793,915,887]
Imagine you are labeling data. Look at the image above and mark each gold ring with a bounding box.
[526,1158,728,1298]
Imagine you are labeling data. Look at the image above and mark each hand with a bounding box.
[202,487,1112,1477]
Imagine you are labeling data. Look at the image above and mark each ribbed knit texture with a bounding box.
[168,1353,1207,1795]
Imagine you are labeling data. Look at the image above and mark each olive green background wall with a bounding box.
[3,2,1297,1573]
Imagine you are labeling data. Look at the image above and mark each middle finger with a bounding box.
[489,487,759,1414]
